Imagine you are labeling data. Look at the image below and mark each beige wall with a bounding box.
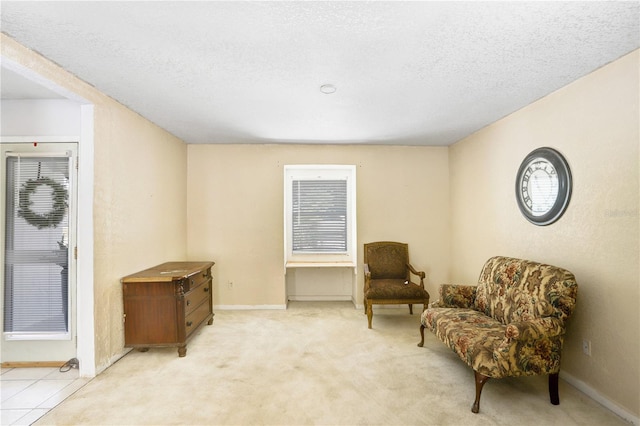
[92,106,187,370]
[186,144,450,308]
[2,34,188,372]
[449,50,639,417]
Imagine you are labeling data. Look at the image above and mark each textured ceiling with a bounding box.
[1,1,639,146]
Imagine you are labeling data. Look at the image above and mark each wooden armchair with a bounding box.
[363,241,430,329]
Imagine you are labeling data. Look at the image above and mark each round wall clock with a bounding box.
[515,147,572,226]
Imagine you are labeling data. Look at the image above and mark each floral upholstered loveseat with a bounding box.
[418,256,578,413]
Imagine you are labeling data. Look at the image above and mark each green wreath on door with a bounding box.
[17,177,68,229]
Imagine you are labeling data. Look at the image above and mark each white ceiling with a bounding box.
[1,1,638,146]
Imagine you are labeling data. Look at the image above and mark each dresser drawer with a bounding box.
[185,299,211,338]
[183,267,212,292]
[184,279,211,316]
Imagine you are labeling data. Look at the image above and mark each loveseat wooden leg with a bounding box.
[408,303,414,315]
[549,373,560,405]
[472,371,490,413]
[417,324,425,347]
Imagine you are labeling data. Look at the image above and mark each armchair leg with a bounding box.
[549,373,560,405]
[472,371,490,413]
[366,301,373,329]
[408,303,413,315]
[417,324,425,347]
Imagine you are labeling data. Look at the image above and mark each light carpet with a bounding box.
[36,302,626,425]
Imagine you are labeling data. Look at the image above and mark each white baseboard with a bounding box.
[213,304,287,310]
[214,299,358,310]
[287,295,352,302]
[213,302,412,314]
[560,371,639,425]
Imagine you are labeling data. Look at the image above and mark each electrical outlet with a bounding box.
[582,339,591,356]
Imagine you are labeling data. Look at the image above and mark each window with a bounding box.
[284,165,356,267]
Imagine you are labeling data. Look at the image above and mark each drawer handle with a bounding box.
[204,287,209,292]
[186,300,191,306]
[186,321,193,327]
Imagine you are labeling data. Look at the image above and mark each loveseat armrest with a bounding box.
[431,284,477,309]
[505,317,565,341]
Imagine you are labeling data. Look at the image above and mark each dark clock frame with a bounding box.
[515,147,572,226]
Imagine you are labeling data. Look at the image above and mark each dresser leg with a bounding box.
[178,346,187,357]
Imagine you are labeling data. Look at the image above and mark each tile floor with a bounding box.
[1,367,90,426]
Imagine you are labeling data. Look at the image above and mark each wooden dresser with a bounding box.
[121,261,215,357]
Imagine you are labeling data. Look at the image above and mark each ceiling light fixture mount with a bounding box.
[320,84,337,94]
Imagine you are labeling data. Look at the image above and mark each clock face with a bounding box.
[519,158,559,216]
[515,148,572,226]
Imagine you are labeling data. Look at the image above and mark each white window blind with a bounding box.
[284,165,356,267]
[292,180,347,253]
[4,154,71,336]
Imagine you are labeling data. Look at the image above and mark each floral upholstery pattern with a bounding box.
[432,284,477,309]
[473,256,576,325]
[420,256,577,412]
[423,307,565,378]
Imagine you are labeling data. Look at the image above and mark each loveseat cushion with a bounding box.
[423,307,565,378]
[424,308,506,377]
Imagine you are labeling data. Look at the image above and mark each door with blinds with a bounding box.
[1,143,77,363]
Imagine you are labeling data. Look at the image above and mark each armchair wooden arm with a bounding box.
[407,263,426,288]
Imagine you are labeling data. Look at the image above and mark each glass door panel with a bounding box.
[1,143,77,363]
